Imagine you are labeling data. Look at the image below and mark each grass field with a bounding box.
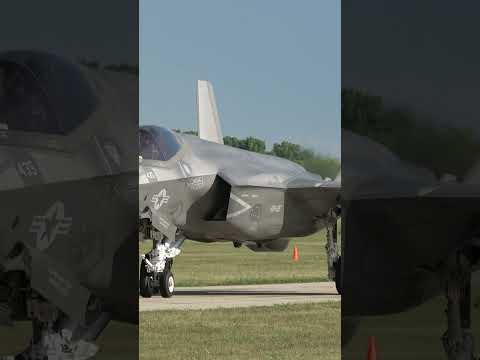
[139,225,340,287]
[343,279,480,359]
[140,302,340,360]
[138,226,340,360]
[0,321,138,359]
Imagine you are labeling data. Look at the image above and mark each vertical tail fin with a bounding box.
[197,80,224,144]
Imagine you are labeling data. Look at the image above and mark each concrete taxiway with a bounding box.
[140,282,339,311]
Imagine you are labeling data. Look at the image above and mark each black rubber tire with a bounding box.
[139,259,154,298]
[334,256,342,295]
[159,270,175,298]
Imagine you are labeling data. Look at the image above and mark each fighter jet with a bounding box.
[138,80,341,298]
[0,51,138,359]
[340,130,480,359]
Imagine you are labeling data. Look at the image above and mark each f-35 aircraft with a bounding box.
[0,51,138,359]
[138,80,341,298]
[340,130,480,360]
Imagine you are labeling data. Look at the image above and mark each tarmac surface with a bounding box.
[139,282,340,311]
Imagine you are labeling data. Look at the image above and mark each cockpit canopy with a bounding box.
[139,126,182,161]
[0,51,98,135]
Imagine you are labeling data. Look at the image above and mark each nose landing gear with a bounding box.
[139,231,184,298]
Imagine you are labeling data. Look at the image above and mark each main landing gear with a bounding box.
[441,251,478,360]
[0,243,109,359]
[139,230,184,298]
[325,205,341,294]
[5,291,107,360]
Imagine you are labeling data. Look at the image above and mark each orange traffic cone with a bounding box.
[366,336,377,360]
[292,244,299,261]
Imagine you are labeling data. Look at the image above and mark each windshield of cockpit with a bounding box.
[139,127,181,161]
[0,52,98,135]
[0,62,54,133]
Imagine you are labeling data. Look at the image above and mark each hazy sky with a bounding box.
[140,0,340,157]
[343,0,480,135]
[0,1,137,64]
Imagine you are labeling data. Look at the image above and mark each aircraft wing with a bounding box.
[213,149,341,218]
[285,179,341,217]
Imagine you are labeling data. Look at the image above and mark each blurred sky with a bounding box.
[140,0,340,157]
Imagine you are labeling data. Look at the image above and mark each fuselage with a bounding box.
[341,130,480,316]
[139,126,338,244]
[0,51,138,324]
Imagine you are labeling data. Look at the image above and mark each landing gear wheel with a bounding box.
[159,270,175,298]
[139,259,154,298]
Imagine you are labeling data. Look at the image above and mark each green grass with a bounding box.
[140,302,340,360]
[0,321,138,359]
[0,322,31,356]
[95,322,138,360]
[343,290,480,359]
[140,226,339,287]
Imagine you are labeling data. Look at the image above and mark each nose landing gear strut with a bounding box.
[139,230,184,298]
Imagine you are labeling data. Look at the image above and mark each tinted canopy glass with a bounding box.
[139,126,182,161]
[0,51,98,135]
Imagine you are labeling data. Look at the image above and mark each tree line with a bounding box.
[79,59,139,76]
[174,129,340,179]
[342,88,480,178]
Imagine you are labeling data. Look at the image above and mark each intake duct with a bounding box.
[203,176,231,221]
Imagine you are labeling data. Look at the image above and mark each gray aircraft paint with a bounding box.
[0,51,138,326]
[140,79,340,248]
[340,129,480,317]
[139,126,340,246]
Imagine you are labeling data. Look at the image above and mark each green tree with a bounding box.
[183,130,198,136]
[301,154,340,179]
[172,129,340,178]
[342,88,480,177]
[224,136,242,148]
[103,64,139,75]
[79,59,139,76]
[241,137,266,153]
[272,141,303,161]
